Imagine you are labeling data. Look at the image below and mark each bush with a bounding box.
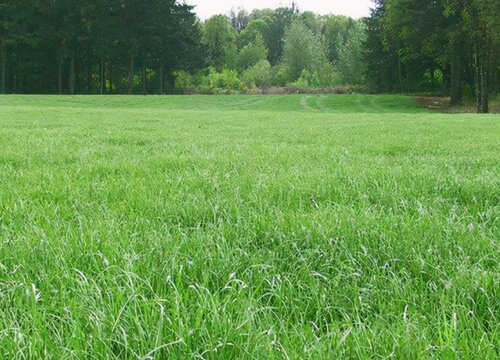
[271,64,289,87]
[291,65,341,88]
[174,68,244,94]
[291,69,321,88]
[174,62,342,94]
[317,63,342,87]
[174,70,194,89]
[242,60,272,89]
[206,67,244,94]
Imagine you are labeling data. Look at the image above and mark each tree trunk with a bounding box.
[158,64,164,94]
[430,65,435,91]
[494,64,499,95]
[69,57,75,94]
[474,49,480,111]
[479,59,488,113]
[449,52,461,106]
[58,59,63,94]
[1,51,6,94]
[85,64,91,94]
[397,54,402,91]
[166,70,175,92]
[442,67,450,97]
[108,65,113,94]
[128,56,134,94]
[480,78,488,113]
[99,61,105,94]
[474,46,489,114]
[141,63,146,94]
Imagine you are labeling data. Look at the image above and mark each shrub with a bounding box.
[271,64,289,87]
[291,65,341,88]
[174,70,194,89]
[242,60,272,89]
[291,69,321,88]
[317,63,342,87]
[206,67,244,94]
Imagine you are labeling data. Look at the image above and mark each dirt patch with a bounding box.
[415,97,456,113]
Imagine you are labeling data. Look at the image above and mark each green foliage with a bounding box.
[173,70,194,89]
[224,44,239,70]
[237,19,269,48]
[175,68,245,93]
[0,0,203,94]
[242,60,272,88]
[291,64,341,88]
[291,69,321,88]
[206,67,244,93]
[364,2,401,92]
[260,6,299,65]
[336,21,367,85]
[282,20,331,83]
[236,35,268,72]
[202,15,236,71]
[322,15,357,63]
[365,0,499,110]
[271,64,289,87]
[300,11,323,34]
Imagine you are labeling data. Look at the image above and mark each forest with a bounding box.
[0,0,498,112]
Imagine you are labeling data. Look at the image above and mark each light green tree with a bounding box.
[202,15,236,71]
[238,19,268,48]
[282,20,330,82]
[237,35,268,72]
[336,21,367,85]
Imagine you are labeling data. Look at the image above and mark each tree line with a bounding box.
[0,0,498,112]
[0,0,202,95]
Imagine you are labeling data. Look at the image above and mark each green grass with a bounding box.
[0,94,498,359]
[0,93,427,113]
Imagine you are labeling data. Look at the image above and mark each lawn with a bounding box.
[0,94,498,359]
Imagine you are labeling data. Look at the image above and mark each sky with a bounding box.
[184,0,373,20]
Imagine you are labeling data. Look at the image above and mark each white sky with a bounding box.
[184,0,374,20]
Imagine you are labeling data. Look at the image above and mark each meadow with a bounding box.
[0,94,498,359]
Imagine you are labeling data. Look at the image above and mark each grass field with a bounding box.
[0,94,498,359]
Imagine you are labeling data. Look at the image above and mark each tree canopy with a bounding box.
[0,0,202,94]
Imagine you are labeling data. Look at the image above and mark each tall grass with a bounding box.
[0,95,498,359]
